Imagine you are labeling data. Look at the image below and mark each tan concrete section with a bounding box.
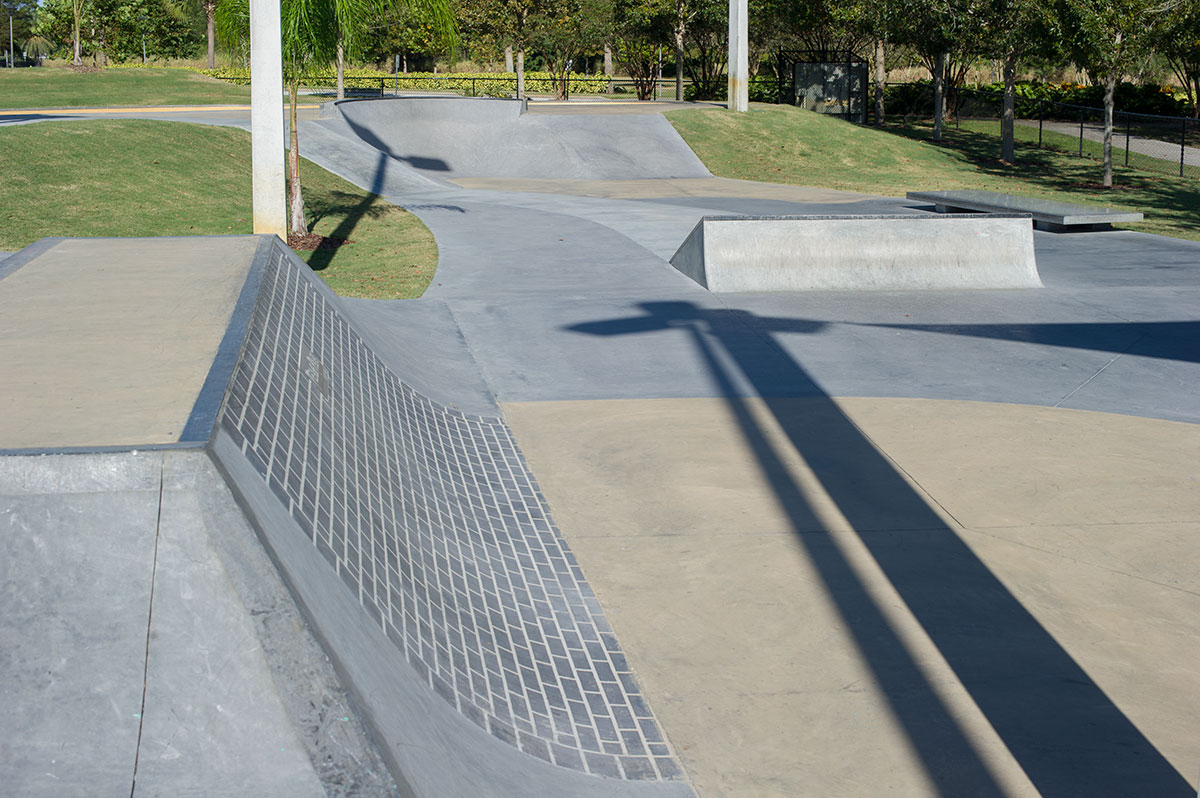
[502,397,1200,797]
[449,175,877,203]
[0,237,258,449]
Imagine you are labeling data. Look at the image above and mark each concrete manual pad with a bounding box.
[0,236,257,450]
[502,396,1200,798]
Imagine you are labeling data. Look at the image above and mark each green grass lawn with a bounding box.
[0,66,251,108]
[666,104,1200,242]
[0,119,437,299]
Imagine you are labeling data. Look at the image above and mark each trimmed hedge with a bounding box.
[197,67,617,96]
[883,80,1193,118]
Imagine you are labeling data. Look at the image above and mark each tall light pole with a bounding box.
[728,0,748,112]
[250,0,286,238]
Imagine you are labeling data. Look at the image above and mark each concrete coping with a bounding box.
[907,189,1144,231]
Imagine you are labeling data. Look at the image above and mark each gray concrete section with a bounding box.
[669,214,1041,291]
[334,96,710,179]
[0,451,330,797]
[339,297,498,416]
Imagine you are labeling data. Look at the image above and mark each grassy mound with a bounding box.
[667,105,1199,242]
[0,66,251,108]
[0,119,437,299]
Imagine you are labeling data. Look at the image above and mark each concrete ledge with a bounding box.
[669,215,1042,292]
[907,189,1144,231]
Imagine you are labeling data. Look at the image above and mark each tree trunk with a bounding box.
[1103,73,1115,188]
[72,2,81,66]
[206,7,215,69]
[288,83,307,236]
[933,51,946,141]
[1001,54,1016,163]
[674,28,685,101]
[516,48,525,99]
[873,38,885,127]
[336,40,345,100]
[504,45,513,73]
[604,44,613,95]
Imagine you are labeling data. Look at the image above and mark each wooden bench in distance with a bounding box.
[906,189,1143,232]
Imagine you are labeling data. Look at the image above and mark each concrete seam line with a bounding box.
[129,460,166,797]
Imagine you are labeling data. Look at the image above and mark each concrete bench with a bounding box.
[906,189,1143,232]
[669,214,1042,292]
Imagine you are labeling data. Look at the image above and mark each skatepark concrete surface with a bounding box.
[2,95,1199,797]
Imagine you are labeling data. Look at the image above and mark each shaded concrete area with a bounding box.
[0,236,257,450]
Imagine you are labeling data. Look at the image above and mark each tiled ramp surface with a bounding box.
[0,235,690,797]
[215,239,687,789]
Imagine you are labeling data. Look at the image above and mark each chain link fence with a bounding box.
[886,83,1200,179]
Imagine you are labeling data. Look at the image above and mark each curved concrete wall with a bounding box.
[212,240,690,796]
[334,96,711,180]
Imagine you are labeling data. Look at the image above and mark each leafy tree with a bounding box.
[1,0,38,65]
[1151,0,1200,117]
[1058,0,1162,186]
[219,0,452,235]
[611,0,670,99]
[978,0,1060,162]
[891,0,995,138]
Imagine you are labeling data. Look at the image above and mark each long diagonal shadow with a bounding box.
[569,301,1191,797]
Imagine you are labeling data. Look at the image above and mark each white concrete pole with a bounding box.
[728,0,748,112]
[250,0,287,238]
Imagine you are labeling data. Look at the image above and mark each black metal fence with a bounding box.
[887,83,1199,179]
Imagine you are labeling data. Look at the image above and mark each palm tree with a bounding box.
[220,0,453,236]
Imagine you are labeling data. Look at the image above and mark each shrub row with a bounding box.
[197,67,619,96]
[883,80,1193,118]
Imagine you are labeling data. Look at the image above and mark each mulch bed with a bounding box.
[288,232,349,251]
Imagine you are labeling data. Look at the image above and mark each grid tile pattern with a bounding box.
[218,248,680,781]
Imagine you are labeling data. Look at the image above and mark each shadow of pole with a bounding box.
[306,149,388,273]
[569,300,1192,797]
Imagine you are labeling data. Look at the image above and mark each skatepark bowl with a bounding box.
[2,95,1199,798]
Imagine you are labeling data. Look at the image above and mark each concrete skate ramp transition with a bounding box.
[0,235,691,798]
[333,96,712,180]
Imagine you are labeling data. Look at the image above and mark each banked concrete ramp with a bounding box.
[332,96,712,180]
[0,235,692,797]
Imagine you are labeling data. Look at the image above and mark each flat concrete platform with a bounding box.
[907,188,1145,231]
[0,236,258,450]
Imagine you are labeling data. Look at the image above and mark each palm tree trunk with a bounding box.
[336,40,345,100]
[72,0,82,66]
[288,81,307,236]
[674,25,685,101]
[206,7,215,69]
[504,45,512,73]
